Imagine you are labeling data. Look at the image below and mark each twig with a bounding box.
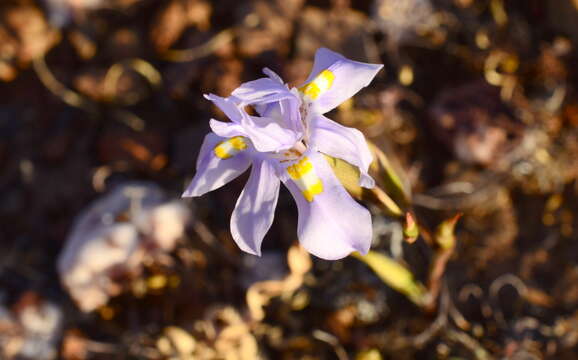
[85,340,120,353]
[445,328,492,360]
[488,273,527,327]
[412,284,450,347]
[413,178,502,211]
[426,245,454,312]
[32,55,95,112]
[161,29,235,62]
[313,330,349,360]
[449,301,471,331]
[103,59,162,105]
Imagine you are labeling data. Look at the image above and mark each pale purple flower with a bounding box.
[183,48,383,260]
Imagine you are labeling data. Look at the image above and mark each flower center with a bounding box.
[271,141,307,162]
[298,100,312,142]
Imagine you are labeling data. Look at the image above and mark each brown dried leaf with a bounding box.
[295,6,373,64]
[524,287,555,308]
[237,0,304,57]
[247,244,310,321]
[61,329,88,360]
[0,0,59,80]
[150,0,211,53]
[429,81,524,166]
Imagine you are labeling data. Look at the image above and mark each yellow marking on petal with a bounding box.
[286,157,324,202]
[214,136,248,159]
[299,69,335,100]
[286,157,313,179]
[302,181,323,202]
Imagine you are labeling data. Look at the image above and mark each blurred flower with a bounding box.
[42,0,72,26]
[373,0,437,46]
[183,48,383,260]
[43,0,142,27]
[0,292,63,360]
[43,0,103,26]
[58,182,191,312]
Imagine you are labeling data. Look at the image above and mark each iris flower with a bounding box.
[183,48,383,260]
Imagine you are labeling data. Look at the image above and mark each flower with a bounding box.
[183,48,383,260]
[59,182,191,311]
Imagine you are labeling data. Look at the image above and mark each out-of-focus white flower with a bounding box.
[42,0,141,27]
[134,201,191,251]
[0,293,63,360]
[373,0,437,46]
[42,0,100,26]
[58,182,192,312]
[18,300,63,360]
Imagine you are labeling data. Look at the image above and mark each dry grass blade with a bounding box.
[162,29,235,62]
[33,55,95,112]
[103,58,162,104]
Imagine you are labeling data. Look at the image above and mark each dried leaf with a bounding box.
[295,5,373,62]
[157,326,196,356]
[0,0,60,80]
[246,244,310,321]
[61,329,88,360]
[150,0,211,53]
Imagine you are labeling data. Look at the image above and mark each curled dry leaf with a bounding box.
[246,244,311,321]
[193,307,260,360]
[295,5,373,64]
[236,0,304,57]
[429,81,525,166]
[0,0,60,81]
[150,0,211,53]
[74,58,161,104]
[156,326,196,359]
[61,329,88,360]
[58,182,192,312]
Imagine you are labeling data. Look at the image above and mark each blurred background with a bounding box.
[1,0,578,359]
